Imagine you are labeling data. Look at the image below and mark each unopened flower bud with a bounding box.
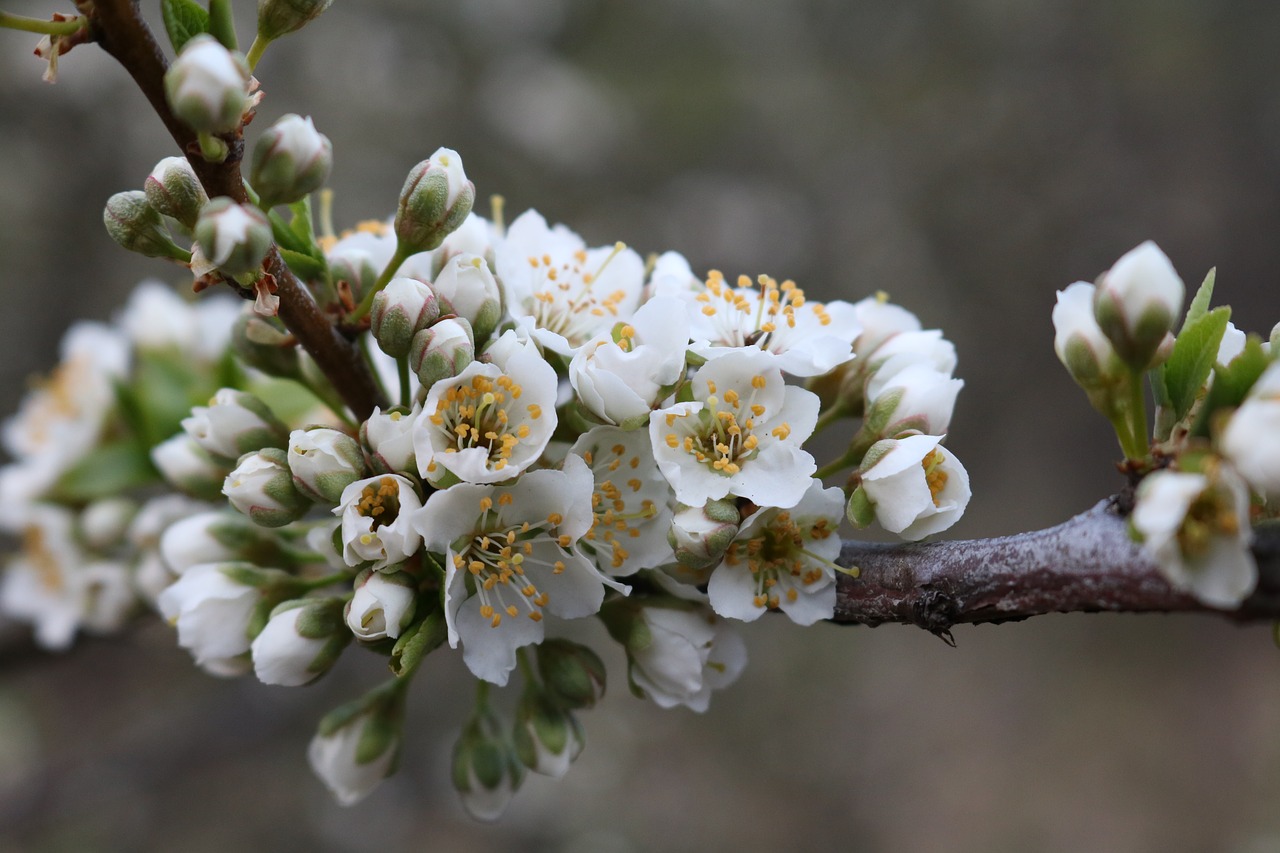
[195,197,272,276]
[160,510,281,575]
[328,250,380,306]
[250,113,333,208]
[144,156,208,229]
[361,406,418,475]
[1054,282,1123,390]
[103,191,187,259]
[251,597,351,686]
[452,709,524,822]
[410,317,475,389]
[668,499,740,572]
[257,0,335,41]
[151,433,232,500]
[395,148,475,254]
[513,691,584,779]
[345,568,417,641]
[224,447,309,527]
[310,683,404,805]
[431,254,503,344]
[182,388,289,461]
[371,278,442,358]
[288,427,368,503]
[81,498,137,550]
[231,310,301,378]
[536,639,606,710]
[1093,241,1184,371]
[164,35,251,134]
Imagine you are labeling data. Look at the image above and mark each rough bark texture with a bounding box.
[834,498,1280,635]
[86,0,386,420]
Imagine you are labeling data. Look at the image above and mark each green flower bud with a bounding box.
[182,387,290,462]
[257,0,335,41]
[250,113,333,208]
[151,433,232,501]
[371,277,442,358]
[513,690,584,779]
[231,311,302,378]
[103,191,187,259]
[144,156,209,229]
[328,250,379,306]
[394,148,475,255]
[452,709,524,822]
[431,253,503,344]
[536,639,606,710]
[251,597,351,686]
[223,446,309,528]
[1092,241,1184,372]
[195,197,272,276]
[667,499,741,572]
[164,35,251,134]
[410,317,474,389]
[288,426,368,503]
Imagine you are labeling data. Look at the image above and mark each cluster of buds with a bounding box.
[1053,243,1280,606]
[9,128,976,817]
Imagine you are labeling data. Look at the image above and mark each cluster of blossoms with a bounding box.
[1053,242,1280,606]
[2,1,973,819]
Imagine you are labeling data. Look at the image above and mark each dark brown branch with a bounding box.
[86,0,386,420]
[834,498,1280,634]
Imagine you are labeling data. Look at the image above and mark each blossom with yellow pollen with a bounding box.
[569,425,674,577]
[853,434,970,542]
[335,474,423,570]
[707,480,842,625]
[413,332,557,486]
[494,209,645,355]
[683,271,861,378]
[649,349,819,509]
[415,457,619,685]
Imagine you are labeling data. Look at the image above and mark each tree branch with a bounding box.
[833,498,1280,635]
[86,0,387,420]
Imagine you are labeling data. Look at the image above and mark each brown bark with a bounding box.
[833,498,1280,637]
[86,0,386,420]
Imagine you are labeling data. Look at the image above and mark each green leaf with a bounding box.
[161,0,210,53]
[1193,334,1270,437]
[1160,305,1230,422]
[51,441,158,502]
[269,209,309,254]
[1181,267,1216,332]
[207,0,238,51]
[287,197,320,255]
[279,247,328,282]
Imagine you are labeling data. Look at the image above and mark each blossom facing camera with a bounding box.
[1131,466,1256,607]
[250,114,333,208]
[1093,241,1184,371]
[395,148,475,254]
[164,35,251,134]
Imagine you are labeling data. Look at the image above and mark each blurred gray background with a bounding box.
[4,0,1280,850]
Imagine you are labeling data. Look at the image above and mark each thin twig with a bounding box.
[86,0,386,420]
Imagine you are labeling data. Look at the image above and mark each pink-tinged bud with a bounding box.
[250,114,333,208]
[371,278,442,358]
[164,35,251,134]
[144,156,209,229]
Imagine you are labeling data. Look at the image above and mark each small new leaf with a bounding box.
[1181,267,1216,332]
[1160,305,1230,422]
[161,0,210,53]
[279,247,327,282]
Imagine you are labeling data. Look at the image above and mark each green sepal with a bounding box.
[847,485,875,528]
[389,610,447,677]
[536,639,607,710]
[161,0,210,53]
[1194,334,1270,437]
[51,440,158,503]
[1157,305,1230,423]
[278,247,327,283]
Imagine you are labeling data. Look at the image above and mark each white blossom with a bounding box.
[1093,240,1184,368]
[628,605,747,712]
[345,570,417,641]
[856,434,971,541]
[308,707,399,806]
[156,563,259,676]
[1220,362,1280,502]
[1053,281,1122,388]
[707,479,842,624]
[1131,467,1255,607]
[864,363,963,437]
[362,405,418,475]
[288,427,367,503]
[494,209,645,355]
[335,474,423,571]
[650,349,819,509]
[182,388,285,461]
[415,458,616,685]
[569,296,690,427]
[413,332,558,486]
[430,253,504,344]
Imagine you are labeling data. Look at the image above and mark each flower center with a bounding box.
[428,373,534,472]
[580,443,660,570]
[723,510,833,609]
[663,376,789,477]
[357,477,401,529]
[452,494,571,628]
[526,242,629,347]
[922,449,948,507]
[695,271,831,353]
[1177,488,1240,557]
